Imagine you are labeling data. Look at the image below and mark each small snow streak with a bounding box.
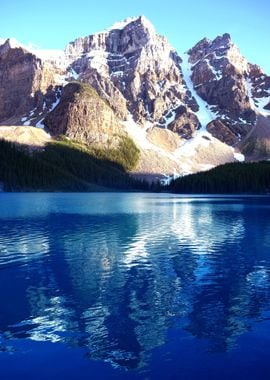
[246,78,270,117]
[181,53,217,130]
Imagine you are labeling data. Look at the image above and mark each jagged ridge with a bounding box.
[1,16,270,182]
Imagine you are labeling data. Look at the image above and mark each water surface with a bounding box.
[1,193,270,379]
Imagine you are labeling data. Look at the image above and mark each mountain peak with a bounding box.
[108,16,140,31]
[4,38,24,49]
[137,15,155,31]
[0,38,29,57]
[211,33,231,50]
[107,15,155,34]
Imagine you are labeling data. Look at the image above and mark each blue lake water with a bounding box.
[1,193,270,379]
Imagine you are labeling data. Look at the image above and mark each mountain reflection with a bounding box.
[1,197,270,369]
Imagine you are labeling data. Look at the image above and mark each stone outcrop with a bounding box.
[248,63,270,112]
[0,40,41,122]
[1,17,270,178]
[167,106,201,139]
[206,119,239,146]
[187,33,256,128]
[44,82,125,147]
[0,39,65,125]
[65,16,197,127]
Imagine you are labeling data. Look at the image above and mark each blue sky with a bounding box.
[1,0,269,72]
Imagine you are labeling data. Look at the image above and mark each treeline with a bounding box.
[0,138,152,192]
[168,161,270,194]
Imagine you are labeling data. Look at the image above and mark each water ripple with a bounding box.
[1,193,270,376]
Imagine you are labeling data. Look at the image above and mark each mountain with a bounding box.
[0,38,65,126]
[0,16,270,184]
[65,16,198,130]
[44,82,126,147]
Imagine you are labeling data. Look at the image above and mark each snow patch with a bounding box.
[111,70,124,77]
[122,114,155,150]
[87,50,109,75]
[6,38,25,49]
[36,118,45,129]
[122,114,183,163]
[239,117,248,124]
[22,107,37,125]
[247,78,270,117]
[45,89,62,116]
[205,58,222,80]
[233,151,245,162]
[33,49,68,69]
[108,17,139,31]
[69,67,79,80]
[181,53,218,130]
[108,16,155,33]
[254,96,270,116]
[54,73,68,86]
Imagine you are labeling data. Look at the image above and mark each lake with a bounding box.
[0,193,270,379]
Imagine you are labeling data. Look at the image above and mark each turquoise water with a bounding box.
[0,193,270,379]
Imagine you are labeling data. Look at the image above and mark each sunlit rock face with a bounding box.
[188,33,251,115]
[187,34,256,142]
[65,16,199,137]
[186,32,270,146]
[248,63,270,114]
[0,40,42,122]
[0,39,65,126]
[44,82,125,147]
[1,17,270,178]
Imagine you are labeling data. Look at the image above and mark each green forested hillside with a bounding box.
[0,137,148,192]
[169,161,270,194]
[2,136,269,194]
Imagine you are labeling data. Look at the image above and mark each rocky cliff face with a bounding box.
[186,33,270,146]
[1,17,270,181]
[44,82,125,147]
[64,21,270,148]
[248,63,270,114]
[0,39,65,126]
[65,16,199,138]
[0,39,41,122]
[187,34,255,141]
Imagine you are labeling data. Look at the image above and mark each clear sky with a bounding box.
[1,0,269,72]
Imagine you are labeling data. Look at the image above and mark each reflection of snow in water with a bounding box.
[83,304,110,354]
[170,200,245,255]
[2,194,270,371]
[123,237,149,267]
[11,296,75,343]
[246,268,269,289]
[121,198,246,288]
[0,231,49,266]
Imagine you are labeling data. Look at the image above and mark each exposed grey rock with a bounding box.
[187,33,256,129]
[0,39,65,125]
[248,63,270,111]
[1,17,270,173]
[206,119,239,145]
[167,106,201,139]
[65,16,196,126]
[44,82,125,147]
